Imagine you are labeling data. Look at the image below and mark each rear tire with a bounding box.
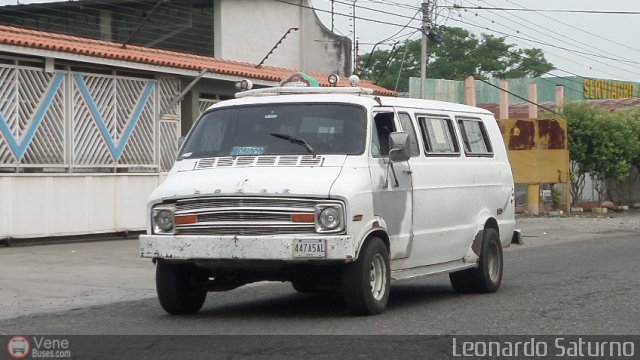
[156,262,208,315]
[449,228,503,293]
[342,237,390,315]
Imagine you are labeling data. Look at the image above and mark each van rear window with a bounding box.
[457,118,493,156]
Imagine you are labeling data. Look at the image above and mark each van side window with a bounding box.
[372,112,396,158]
[457,118,493,156]
[417,115,459,155]
[397,112,420,157]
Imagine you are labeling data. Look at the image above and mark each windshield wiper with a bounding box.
[270,133,316,157]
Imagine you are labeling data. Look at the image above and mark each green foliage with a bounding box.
[561,102,640,201]
[551,186,562,210]
[358,26,554,92]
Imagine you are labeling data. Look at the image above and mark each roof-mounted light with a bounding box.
[235,79,253,91]
[348,75,360,87]
[328,74,340,87]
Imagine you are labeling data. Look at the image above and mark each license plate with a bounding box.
[292,239,326,258]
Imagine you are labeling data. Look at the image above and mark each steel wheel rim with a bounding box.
[370,253,387,301]
[487,241,501,283]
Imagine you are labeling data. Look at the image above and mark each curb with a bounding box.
[0,231,144,248]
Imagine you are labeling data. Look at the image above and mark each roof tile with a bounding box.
[0,24,394,96]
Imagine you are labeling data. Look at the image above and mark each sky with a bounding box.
[1,0,639,82]
[310,0,640,82]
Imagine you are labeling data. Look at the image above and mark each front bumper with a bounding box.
[139,234,356,261]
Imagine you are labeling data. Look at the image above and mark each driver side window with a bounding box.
[371,112,396,158]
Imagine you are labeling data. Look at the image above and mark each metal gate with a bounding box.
[0,64,181,173]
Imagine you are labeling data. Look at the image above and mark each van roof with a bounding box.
[208,87,492,116]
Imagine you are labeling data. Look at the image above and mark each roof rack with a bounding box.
[235,86,375,98]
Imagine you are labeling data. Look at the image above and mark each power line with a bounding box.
[444,5,640,15]
[331,0,421,22]
[359,0,422,12]
[450,8,640,67]
[446,16,640,79]
[272,0,422,32]
[450,0,640,84]
[469,0,640,68]
[475,77,559,115]
[501,0,640,57]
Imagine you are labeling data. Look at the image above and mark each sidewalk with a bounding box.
[516,210,640,248]
[1,211,638,320]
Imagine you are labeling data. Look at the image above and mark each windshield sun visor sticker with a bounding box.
[265,111,278,119]
[230,146,265,156]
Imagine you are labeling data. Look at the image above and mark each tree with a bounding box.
[607,109,640,203]
[358,26,554,92]
[561,102,639,203]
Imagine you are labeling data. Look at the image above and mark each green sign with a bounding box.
[280,72,319,88]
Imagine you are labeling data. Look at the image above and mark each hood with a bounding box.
[151,156,347,202]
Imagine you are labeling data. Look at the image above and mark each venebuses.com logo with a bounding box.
[6,336,71,359]
[6,336,30,359]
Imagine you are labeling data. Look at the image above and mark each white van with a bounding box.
[140,84,516,316]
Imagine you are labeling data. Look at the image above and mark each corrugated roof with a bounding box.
[0,24,395,96]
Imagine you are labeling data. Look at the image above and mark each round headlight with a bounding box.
[155,210,174,232]
[319,207,341,230]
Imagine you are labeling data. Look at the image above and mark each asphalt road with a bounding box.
[2,232,639,336]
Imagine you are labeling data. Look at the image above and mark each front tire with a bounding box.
[291,280,317,293]
[449,228,503,293]
[156,262,208,315]
[342,237,390,315]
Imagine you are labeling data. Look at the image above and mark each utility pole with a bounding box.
[352,0,358,75]
[331,0,335,32]
[420,0,430,99]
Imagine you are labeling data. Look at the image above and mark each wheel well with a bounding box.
[484,217,499,235]
[364,229,390,254]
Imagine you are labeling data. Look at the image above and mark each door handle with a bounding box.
[403,170,412,175]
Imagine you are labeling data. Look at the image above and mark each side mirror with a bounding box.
[388,132,410,162]
[177,136,185,150]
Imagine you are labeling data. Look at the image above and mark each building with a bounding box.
[0,0,352,76]
[0,19,391,241]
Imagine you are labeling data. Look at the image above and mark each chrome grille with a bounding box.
[176,225,314,236]
[174,196,323,236]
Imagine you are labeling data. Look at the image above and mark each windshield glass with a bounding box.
[179,103,367,159]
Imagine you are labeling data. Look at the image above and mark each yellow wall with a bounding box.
[498,118,569,184]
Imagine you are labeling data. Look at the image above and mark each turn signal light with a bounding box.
[175,214,197,225]
[291,213,315,223]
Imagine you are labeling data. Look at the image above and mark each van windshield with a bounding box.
[178,103,367,159]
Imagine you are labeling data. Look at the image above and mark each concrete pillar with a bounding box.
[100,10,112,41]
[213,0,223,58]
[556,85,570,212]
[499,79,509,120]
[528,82,538,119]
[464,76,476,106]
[180,89,200,137]
[555,85,564,112]
[527,82,539,215]
[527,184,540,215]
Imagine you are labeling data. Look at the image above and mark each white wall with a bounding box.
[215,0,351,76]
[0,174,165,239]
